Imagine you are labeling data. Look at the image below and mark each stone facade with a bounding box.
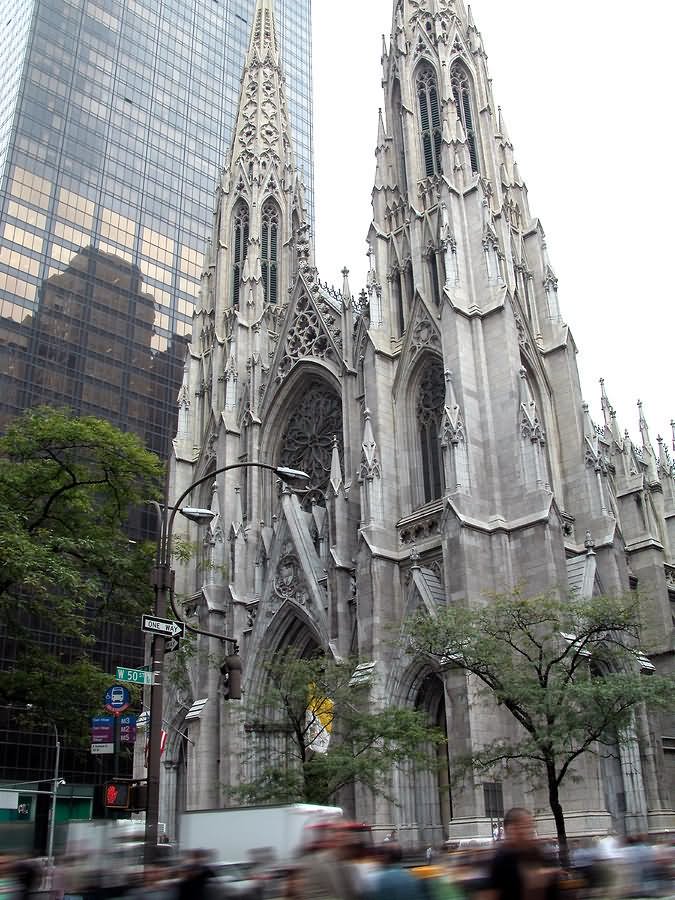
[157,0,674,844]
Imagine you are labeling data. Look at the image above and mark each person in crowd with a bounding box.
[301,821,370,900]
[366,842,427,900]
[13,856,41,900]
[481,808,560,900]
[0,854,17,898]
[176,849,214,900]
[127,864,175,900]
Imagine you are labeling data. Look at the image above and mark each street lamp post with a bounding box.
[0,706,61,877]
[144,462,308,863]
[46,719,61,875]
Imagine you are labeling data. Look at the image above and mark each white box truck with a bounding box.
[180,803,342,864]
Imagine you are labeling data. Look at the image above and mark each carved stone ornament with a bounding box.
[399,513,441,546]
[521,407,546,446]
[278,295,340,381]
[246,601,259,629]
[510,296,530,351]
[205,431,218,462]
[428,558,445,588]
[410,318,441,357]
[273,551,310,607]
[584,441,608,475]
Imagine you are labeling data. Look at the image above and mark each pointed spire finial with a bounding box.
[223,0,297,206]
[638,400,658,481]
[671,419,675,452]
[377,108,386,149]
[341,267,352,303]
[330,434,343,496]
[233,485,243,530]
[497,106,511,144]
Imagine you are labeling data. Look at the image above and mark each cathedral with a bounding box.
[159,0,674,844]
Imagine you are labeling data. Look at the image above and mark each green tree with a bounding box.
[235,652,445,807]
[0,407,163,739]
[408,590,673,854]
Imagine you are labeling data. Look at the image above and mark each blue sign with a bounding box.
[119,714,137,744]
[104,685,131,714]
[91,715,115,743]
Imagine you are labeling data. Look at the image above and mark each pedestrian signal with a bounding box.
[104,781,131,809]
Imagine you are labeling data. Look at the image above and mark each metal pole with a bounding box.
[144,496,170,866]
[46,721,60,877]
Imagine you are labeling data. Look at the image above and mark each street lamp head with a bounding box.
[275,466,311,488]
[179,507,216,524]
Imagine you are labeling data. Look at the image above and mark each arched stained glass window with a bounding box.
[279,381,343,497]
[427,247,441,306]
[261,200,279,304]
[450,63,479,174]
[392,265,405,337]
[417,359,445,502]
[416,66,443,177]
[232,201,249,309]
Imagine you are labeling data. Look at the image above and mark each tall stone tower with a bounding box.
[162,0,674,843]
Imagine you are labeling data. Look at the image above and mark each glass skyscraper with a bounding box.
[0,0,313,454]
[0,0,312,842]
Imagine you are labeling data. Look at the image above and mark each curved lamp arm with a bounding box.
[161,461,307,645]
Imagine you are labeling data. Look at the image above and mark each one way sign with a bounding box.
[141,614,185,638]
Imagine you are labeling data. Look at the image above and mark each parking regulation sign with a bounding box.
[104,685,131,715]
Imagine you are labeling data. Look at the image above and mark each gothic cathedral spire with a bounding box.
[209,0,308,324]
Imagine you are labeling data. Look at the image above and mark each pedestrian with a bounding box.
[482,807,560,900]
[301,821,369,900]
[13,857,40,900]
[367,843,428,900]
[176,849,214,900]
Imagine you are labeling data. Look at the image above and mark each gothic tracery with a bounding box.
[279,381,343,494]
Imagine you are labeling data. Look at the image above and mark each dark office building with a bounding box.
[0,0,313,442]
[0,0,313,839]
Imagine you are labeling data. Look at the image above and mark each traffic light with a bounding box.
[221,653,242,700]
[104,781,131,809]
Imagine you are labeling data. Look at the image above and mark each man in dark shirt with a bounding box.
[484,808,560,900]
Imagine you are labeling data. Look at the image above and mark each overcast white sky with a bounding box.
[312,0,674,447]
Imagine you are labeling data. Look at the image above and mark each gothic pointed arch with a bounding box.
[403,353,445,507]
[518,358,552,491]
[232,199,249,308]
[261,197,280,304]
[394,658,452,846]
[417,357,445,503]
[388,242,406,337]
[450,60,479,174]
[415,62,443,177]
[243,601,325,792]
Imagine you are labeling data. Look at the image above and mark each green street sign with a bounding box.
[116,666,154,685]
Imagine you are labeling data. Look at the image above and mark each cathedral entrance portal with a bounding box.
[414,672,451,846]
